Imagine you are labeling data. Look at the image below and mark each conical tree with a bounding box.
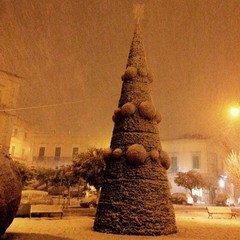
[94,6,177,235]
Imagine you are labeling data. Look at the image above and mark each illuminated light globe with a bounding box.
[230,106,240,118]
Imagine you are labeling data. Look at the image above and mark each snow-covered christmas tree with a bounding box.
[93,5,177,235]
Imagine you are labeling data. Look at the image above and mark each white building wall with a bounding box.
[162,138,221,203]
[162,138,208,173]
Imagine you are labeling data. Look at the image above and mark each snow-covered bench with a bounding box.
[30,204,63,219]
[207,206,237,219]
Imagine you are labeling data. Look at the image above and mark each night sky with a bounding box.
[1,0,240,148]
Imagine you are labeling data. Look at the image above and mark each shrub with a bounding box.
[215,193,228,206]
[171,192,193,205]
[171,193,188,205]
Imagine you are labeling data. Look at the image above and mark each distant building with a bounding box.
[163,137,225,203]
[0,70,35,164]
[32,132,93,168]
[0,70,21,152]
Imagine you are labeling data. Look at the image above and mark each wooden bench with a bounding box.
[206,206,237,219]
[30,204,63,219]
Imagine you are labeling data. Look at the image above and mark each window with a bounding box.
[38,147,45,160]
[72,147,79,157]
[171,156,178,173]
[54,147,61,160]
[192,155,200,169]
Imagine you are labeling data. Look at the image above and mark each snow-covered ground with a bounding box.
[5,208,240,240]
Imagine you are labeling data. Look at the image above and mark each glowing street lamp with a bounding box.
[230,104,240,118]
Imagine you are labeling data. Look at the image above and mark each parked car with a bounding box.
[171,192,194,205]
[16,190,53,217]
[79,191,98,208]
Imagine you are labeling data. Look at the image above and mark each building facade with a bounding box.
[0,70,21,152]
[32,132,93,168]
[9,116,35,164]
[163,137,225,203]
